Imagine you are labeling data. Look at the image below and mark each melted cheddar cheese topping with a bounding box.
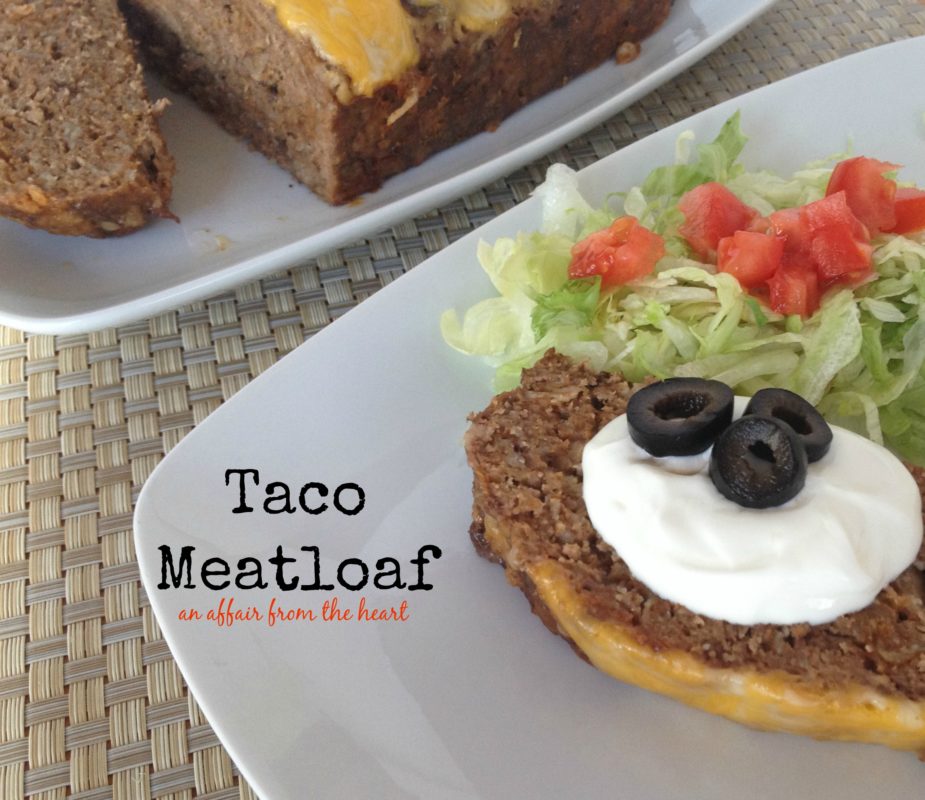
[526,559,925,751]
[413,0,510,32]
[266,0,418,96]
[264,0,510,96]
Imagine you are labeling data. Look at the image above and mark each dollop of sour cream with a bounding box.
[581,399,923,625]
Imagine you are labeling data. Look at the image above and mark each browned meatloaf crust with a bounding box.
[119,0,672,205]
[465,351,925,701]
[0,0,174,237]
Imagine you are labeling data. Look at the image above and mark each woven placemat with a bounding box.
[2,1,924,797]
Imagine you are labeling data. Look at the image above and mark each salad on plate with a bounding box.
[442,113,925,464]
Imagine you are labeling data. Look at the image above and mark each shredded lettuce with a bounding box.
[440,114,925,465]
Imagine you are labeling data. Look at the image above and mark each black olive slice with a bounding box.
[709,415,808,508]
[743,388,833,462]
[627,378,734,457]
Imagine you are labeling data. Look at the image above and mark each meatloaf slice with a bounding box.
[0,0,174,237]
[119,0,672,205]
[466,350,925,753]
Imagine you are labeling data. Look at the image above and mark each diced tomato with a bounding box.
[801,191,869,239]
[889,187,925,235]
[568,216,665,287]
[809,225,873,283]
[767,261,820,317]
[678,182,758,262]
[717,230,784,288]
[616,224,666,281]
[798,191,872,283]
[767,207,812,257]
[825,156,899,235]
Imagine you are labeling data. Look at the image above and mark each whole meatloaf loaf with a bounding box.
[118,0,672,204]
[466,351,925,754]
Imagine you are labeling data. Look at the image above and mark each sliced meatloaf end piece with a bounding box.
[0,0,175,237]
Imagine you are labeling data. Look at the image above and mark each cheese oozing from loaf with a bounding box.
[525,557,925,752]
[264,0,511,96]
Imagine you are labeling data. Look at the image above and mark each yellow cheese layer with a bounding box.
[266,0,419,96]
[414,0,510,32]
[265,0,510,96]
[527,559,925,752]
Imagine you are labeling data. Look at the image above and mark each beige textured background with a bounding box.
[1,1,924,797]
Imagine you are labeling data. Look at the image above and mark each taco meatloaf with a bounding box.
[118,0,672,204]
[466,350,925,752]
[0,0,174,237]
